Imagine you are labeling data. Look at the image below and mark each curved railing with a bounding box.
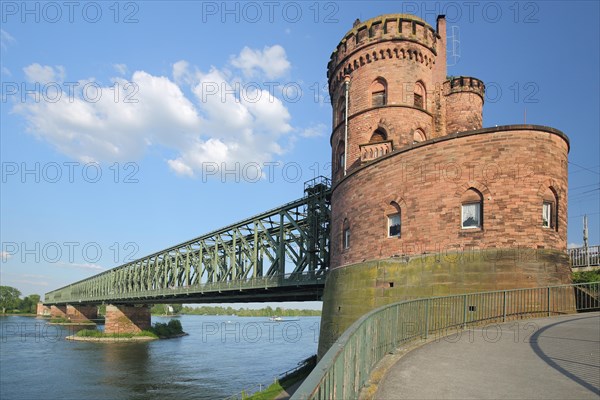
[292,282,600,400]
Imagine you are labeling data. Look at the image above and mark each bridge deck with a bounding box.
[376,312,600,399]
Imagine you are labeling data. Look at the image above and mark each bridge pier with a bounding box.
[36,302,50,317]
[105,304,151,334]
[50,305,67,319]
[66,304,98,323]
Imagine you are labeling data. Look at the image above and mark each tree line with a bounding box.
[0,286,41,314]
[150,304,321,317]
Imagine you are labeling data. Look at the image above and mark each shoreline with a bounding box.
[66,335,157,342]
[65,332,189,342]
[0,313,39,317]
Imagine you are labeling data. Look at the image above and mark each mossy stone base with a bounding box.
[318,248,572,358]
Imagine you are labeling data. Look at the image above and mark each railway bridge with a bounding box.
[41,177,331,333]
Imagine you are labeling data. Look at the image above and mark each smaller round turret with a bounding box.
[444,76,485,133]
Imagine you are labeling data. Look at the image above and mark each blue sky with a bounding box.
[1,1,599,305]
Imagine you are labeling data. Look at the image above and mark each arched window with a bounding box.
[414,81,426,109]
[371,78,387,107]
[461,188,483,229]
[413,129,426,143]
[343,218,350,249]
[387,202,402,238]
[337,96,346,126]
[369,129,387,143]
[542,187,558,230]
[336,141,345,173]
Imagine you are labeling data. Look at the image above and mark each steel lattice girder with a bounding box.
[44,180,331,305]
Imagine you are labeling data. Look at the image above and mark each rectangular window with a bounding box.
[414,93,423,109]
[462,202,481,229]
[388,213,401,237]
[339,152,345,170]
[344,228,350,249]
[542,202,552,228]
[372,91,386,107]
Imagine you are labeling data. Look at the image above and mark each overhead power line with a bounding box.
[569,161,600,175]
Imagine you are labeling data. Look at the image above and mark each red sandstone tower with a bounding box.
[319,14,570,357]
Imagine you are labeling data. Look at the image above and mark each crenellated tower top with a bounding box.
[327,14,447,96]
[444,76,485,99]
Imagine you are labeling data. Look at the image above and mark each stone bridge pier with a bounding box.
[105,304,151,334]
[50,304,67,319]
[66,304,98,323]
[36,302,50,317]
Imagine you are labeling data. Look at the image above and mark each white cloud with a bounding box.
[167,158,194,177]
[301,123,327,138]
[1,66,11,77]
[23,63,65,83]
[14,46,304,179]
[167,69,291,177]
[57,262,104,270]
[1,251,12,262]
[1,29,15,50]
[20,273,49,279]
[230,45,290,79]
[113,63,128,75]
[15,70,202,162]
[0,272,51,287]
[568,243,582,249]
[10,279,49,287]
[173,60,192,84]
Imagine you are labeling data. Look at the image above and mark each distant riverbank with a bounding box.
[152,305,321,317]
[0,313,38,317]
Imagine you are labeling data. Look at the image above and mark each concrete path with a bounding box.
[376,312,600,400]
[274,379,303,400]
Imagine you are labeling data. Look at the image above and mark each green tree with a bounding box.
[171,304,183,313]
[98,304,106,316]
[0,286,21,313]
[572,270,600,284]
[19,296,32,313]
[19,294,41,313]
[29,294,41,312]
[151,304,166,315]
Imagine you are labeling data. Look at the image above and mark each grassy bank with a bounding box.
[75,319,185,339]
[238,355,317,400]
[76,329,158,339]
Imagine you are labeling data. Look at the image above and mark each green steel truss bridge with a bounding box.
[44,177,331,305]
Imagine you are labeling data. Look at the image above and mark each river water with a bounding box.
[0,315,320,400]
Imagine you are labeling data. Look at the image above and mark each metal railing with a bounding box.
[568,245,600,267]
[224,355,317,400]
[292,282,600,400]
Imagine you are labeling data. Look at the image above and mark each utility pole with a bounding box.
[583,215,590,267]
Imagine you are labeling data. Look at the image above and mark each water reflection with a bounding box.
[1,315,320,400]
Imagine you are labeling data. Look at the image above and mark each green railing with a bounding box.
[292,282,600,400]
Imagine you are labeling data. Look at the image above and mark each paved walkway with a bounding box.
[376,312,600,400]
[274,379,304,400]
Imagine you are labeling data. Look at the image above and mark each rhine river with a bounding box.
[0,315,320,399]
